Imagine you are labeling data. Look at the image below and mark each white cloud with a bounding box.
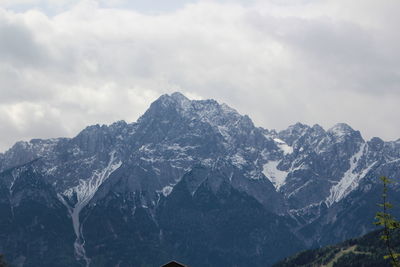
[0,0,399,151]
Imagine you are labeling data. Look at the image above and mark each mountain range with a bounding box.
[0,92,399,267]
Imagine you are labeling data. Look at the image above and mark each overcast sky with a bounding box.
[0,0,399,152]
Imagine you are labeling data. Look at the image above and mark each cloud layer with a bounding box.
[0,0,399,151]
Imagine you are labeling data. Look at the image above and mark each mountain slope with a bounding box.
[0,161,76,267]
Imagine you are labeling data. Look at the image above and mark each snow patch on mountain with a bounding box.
[59,151,122,267]
[9,170,17,193]
[263,160,288,190]
[325,144,372,206]
[274,138,293,155]
[231,153,247,168]
[161,186,173,197]
[287,180,312,199]
[64,153,122,207]
[218,125,231,141]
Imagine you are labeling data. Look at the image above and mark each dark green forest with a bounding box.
[274,227,400,266]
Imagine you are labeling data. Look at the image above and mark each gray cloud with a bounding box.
[0,0,399,152]
[0,17,45,66]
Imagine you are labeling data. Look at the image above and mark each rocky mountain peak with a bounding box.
[328,123,355,136]
[157,92,191,110]
[278,122,310,145]
[150,92,245,126]
[135,92,256,146]
[311,123,325,133]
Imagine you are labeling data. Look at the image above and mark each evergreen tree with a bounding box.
[375,176,400,267]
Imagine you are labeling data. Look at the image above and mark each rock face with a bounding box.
[0,92,399,267]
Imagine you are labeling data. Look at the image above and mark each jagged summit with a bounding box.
[137,92,255,145]
[157,92,191,109]
[148,92,243,122]
[328,123,355,136]
[327,123,364,144]
[170,91,188,99]
[311,123,325,132]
